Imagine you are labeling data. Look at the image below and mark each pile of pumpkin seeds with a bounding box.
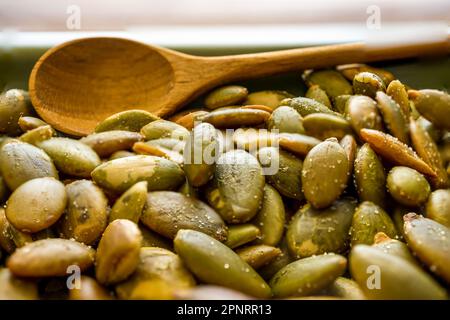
[0,63,450,300]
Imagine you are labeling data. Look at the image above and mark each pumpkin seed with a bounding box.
[0,89,34,136]
[353,143,386,207]
[267,106,304,134]
[387,166,430,207]
[7,238,95,277]
[174,229,271,298]
[409,89,450,130]
[287,199,356,258]
[59,180,108,245]
[80,130,143,157]
[109,181,148,223]
[404,213,450,284]
[353,72,386,98]
[425,189,450,228]
[349,244,447,299]
[350,201,398,246]
[91,155,185,193]
[95,109,159,133]
[6,177,67,233]
[205,85,248,109]
[360,129,436,177]
[0,140,58,190]
[95,219,142,285]
[269,253,347,298]
[38,137,101,178]
[141,191,227,241]
[302,138,349,209]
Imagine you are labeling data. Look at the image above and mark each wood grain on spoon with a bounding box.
[29,37,449,136]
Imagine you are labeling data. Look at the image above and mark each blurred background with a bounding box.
[0,0,448,90]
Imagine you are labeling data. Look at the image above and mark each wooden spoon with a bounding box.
[29,37,448,136]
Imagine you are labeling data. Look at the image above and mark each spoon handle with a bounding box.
[203,40,449,83]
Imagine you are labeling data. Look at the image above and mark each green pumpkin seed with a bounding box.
[375,91,409,144]
[258,147,303,200]
[337,64,395,85]
[353,143,386,207]
[325,277,366,300]
[0,89,34,136]
[339,134,357,176]
[174,229,271,298]
[141,191,227,241]
[205,85,248,109]
[387,166,430,207]
[224,224,260,249]
[349,244,447,300]
[5,177,67,233]
[410,118,448,188]
[353,72,386,98]
[350,201,398,246]
[95,109,159,133]
[372,232,417,265]
[109,181,148,223]
[183,123,218,187]
[95,219,142,285]
[80,130,143,157]
[18,116,48,132]
[278,133,320,157]
[404,213,450,284]
[269,253,347,298]
[7,238,95,277]
[305,85,332,108]
[409,89,450,130]
[59,180,108,245]
[386,80,410,118]
[360,129,436,177]
[236,245,282,269]
[287,199,356,258]
[303,69,353,100]
[0,268,38,300]
[251,185,285,246]
[140,119,189,141]
[38,137,101,178]
[347,96,384,136]
[115,247,196,300]
[267,106,304,134]
[426,189,450,228]
[213,150,264,223]
[0,140,58,190]
[244,90,294,110]
[19,125,54,145]
[91,155,185,193]
[198,108,270,128]
[303,113,351,140]
[302,138,349,209]
[287,97,340,117]
[69,275,112,300]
